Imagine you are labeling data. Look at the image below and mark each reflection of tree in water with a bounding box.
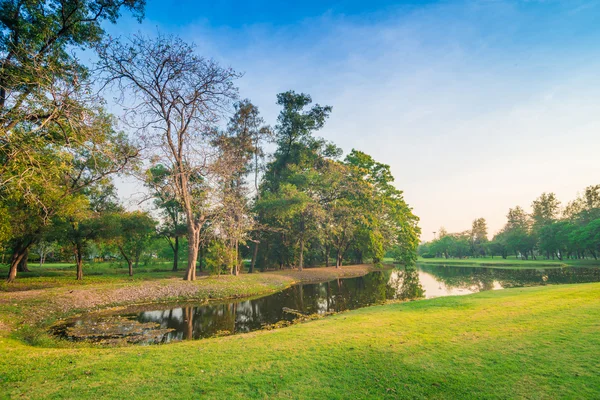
[388,267,425,300]
[418,265,600,292]
[135,271,418,341]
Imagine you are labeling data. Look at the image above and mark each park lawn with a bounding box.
[0,262,377,292]
[0,261,186,292]
[410,256,600,268]
[0,282,599,399]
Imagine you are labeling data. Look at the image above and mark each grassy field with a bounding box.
[0,261,197,292]
[407,256,600,268]
[0,282,598,399]
[0,261,377,292]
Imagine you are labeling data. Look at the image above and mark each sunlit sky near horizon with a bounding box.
[104,0,600,241]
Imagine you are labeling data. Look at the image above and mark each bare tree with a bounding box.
[97,34,239,280]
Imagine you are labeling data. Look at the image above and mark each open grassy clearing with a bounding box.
[0,282,598,399]
[0,262,377,292]
[0,261,196,292]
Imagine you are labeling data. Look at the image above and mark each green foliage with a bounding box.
[103,211,157,274]
[204,240,236,275]
[0,0,144,282]
[255,92,420,270]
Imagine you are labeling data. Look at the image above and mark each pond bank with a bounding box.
[0,265,376,335]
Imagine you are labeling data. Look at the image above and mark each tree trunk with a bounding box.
[280,233,285,269]
[73,242,84,280]
[6,250,27,283]
[17,248,30,272]
[198,243,204,273]
[250,240,259,273]
[184,226,200,281]
[76,256,83,280]
[298,238,304,271]
[128,260,133,276]
[172,236,179,272]
[336,249,341,268]
[234,239,240,276]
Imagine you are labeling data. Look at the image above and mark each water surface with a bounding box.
[54,264,600,344]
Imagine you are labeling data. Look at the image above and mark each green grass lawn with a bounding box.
[0,261,184,291]
[1,282,598,399]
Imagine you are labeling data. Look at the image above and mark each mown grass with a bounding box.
[0,282,598,399]
[0,261,184,292]
[0,261,377,294]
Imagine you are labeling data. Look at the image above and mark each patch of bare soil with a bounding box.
[275,264,377,283]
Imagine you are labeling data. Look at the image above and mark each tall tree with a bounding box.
[262,91,334,194]
[225,100,271,273]
[531,192,561,226]
[505,207,534,259]
[0,0,145,134]
[470,218,488,257]
[257,91,337,270]
[97,34,239,281]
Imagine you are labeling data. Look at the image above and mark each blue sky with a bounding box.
[106,0,600,240]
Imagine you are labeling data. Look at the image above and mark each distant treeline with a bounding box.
[419,185,600,260]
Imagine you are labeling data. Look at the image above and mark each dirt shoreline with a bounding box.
[0,265,376,332]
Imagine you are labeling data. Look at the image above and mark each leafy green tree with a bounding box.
[257,91,337,270]
[503,206,535,259]
[0,0,145,133]
[488,231,509,259]
[104,211,157,276]
[145,165,186,271]
[470,218,488,257]
[262,91,334,193]
[1,0,144,282]
[211,102,269,275]
[345,150,420,264]
[51,181,122,279]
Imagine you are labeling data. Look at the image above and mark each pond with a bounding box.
[53,264,600,345]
